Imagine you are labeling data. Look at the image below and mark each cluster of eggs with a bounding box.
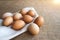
[2,9,44,35]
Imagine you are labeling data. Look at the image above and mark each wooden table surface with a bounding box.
[0,0,60,40]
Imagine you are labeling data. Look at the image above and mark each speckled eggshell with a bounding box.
[34,16,44,27]
[13,12,23,20]
[2,12,13,19]
[27,10,35,17]
[12,20,25,30]
[3,16,13,26]
[23,15,33,23]
[28,23,39,35]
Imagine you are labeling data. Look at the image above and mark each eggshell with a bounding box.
[3,16,13,26]
[2,12,13,19]
[28,23,39,35]
[27,10,35,17]
[34,16,44,27]
[20,9,27,15]
[23,15,33,23]
[13,12,23,20]
[12,20,25,30]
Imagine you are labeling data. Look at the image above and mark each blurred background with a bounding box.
[0,0,60,40]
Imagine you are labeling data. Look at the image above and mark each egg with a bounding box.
[3,16,13,26]
[2,12,13,19]
[12,20,25,30]
[34,16,44,27]
[23,15,33,23]
[28,23,39,35]
[13,12,23,20]
[20,9,27,15]
[27,10,35,17]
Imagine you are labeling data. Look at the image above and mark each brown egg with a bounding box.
[27,10,35,17]
[23,15,33,23]
[13,12,23,20]
[2,12,13,19]
[3,16,13,26]
[34,16,44,27]
[28,23,39,35]
[20,9,27,15]
[12,20,25,30]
